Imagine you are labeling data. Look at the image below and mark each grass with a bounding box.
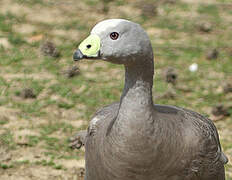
[0,0,231,179]
[0,130,16,149]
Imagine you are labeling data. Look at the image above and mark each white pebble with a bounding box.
[189,63,198,72]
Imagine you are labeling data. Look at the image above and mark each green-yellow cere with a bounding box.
[78,34,101,57]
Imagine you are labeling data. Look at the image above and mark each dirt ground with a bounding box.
[0,0,232,179]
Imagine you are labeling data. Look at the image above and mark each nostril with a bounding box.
[86,44,91,49]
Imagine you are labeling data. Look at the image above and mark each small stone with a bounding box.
[40,41,60,58]
[189,63,198,72]
[64,65,80,78]
[223,82,232,93]
[206,49,219,60]
[141,3,158,17]
[78,167,85,177]
[19,88,36,99]
[164,67,178,85]
[198,22,212,33]
[211,104,230,117]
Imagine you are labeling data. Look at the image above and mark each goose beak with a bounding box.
[73,34,101,61]
[73,49,84,61]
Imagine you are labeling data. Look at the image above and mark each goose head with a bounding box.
[73,19,153,66]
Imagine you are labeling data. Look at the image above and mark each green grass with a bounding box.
[0,163,14,169]
[0,130,15,149]
[0,118,9,125]
[15,0,48,6]
[0,0,231,179]
[35,159,64,170]
[197,4,219,16]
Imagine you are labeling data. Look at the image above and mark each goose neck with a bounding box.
[119,60,154,117]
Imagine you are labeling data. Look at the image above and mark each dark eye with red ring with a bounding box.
[110,32,119,40]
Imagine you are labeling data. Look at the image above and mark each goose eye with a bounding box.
[110,32,119,40]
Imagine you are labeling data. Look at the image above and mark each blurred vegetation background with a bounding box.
[0,0,232,179]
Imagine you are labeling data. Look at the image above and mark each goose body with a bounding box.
[71,19,228,180]
[84,103,227,180]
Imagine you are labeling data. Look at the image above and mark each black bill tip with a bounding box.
[73,49,84,61]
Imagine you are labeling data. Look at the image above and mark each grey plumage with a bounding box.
[70,19,228,180]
